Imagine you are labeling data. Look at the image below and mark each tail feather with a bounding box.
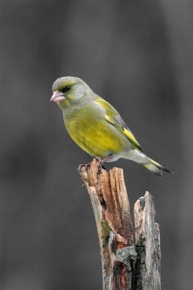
[144,158,173,177]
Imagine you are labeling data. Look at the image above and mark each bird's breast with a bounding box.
[63,105,130,159]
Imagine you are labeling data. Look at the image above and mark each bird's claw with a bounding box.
[77,162,91,172]
[78,155,112,175]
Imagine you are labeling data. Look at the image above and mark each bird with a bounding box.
[50,76,172,177]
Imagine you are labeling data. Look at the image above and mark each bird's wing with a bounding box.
[95,98,142,151]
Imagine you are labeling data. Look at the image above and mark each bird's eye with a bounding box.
[61,86,70,93]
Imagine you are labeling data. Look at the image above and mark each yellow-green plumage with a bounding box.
[50,76,172,177]
[65,103,130,159]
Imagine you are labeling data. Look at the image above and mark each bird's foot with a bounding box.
[78,155,113,174]
[77,157,102,173]
[77,162,91,172]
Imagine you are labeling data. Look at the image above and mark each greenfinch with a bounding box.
[50,76,172,177]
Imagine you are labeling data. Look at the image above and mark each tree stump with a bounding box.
[79,159,161,290]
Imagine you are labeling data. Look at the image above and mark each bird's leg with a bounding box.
[92,156,106,169]
[97,154,113,174]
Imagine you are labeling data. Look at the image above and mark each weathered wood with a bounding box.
[134,192,161,290]
[80,159,136,290]
[80,159,161,290]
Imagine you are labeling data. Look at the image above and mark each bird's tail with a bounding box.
[143,157,173,177]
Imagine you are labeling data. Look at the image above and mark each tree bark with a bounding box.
[134,192,161,290]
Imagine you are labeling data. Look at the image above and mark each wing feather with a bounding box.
[95,98,142,151]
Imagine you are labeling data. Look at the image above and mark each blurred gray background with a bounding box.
[0,0,192,289]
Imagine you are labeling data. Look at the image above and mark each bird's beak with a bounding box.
[50,90,65,102]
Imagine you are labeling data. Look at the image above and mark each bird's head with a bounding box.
[50,76,92,109]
